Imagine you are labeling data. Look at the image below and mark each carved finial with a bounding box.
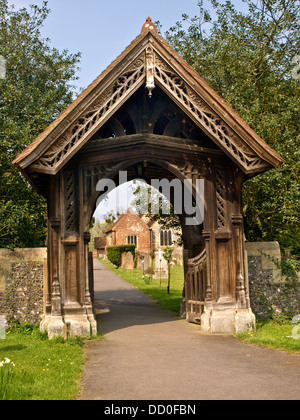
[141,17,157,33]
[145,46,155,97]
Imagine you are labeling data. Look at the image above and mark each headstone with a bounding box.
[136,253,151,272]
[153,250,168,279]
[122,252,134,270]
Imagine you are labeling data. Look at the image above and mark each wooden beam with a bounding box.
[79,133,224,158]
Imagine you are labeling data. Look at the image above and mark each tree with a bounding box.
[89,210,125,251]
[0,1,81,248]
[165,0,300,254]
[130,180,182,237]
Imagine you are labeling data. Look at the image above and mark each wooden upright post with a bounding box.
[200,166,255,334]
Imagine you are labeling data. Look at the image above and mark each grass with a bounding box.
[0,323,85,400]
[237,319,300,354]
[98,257,184,314]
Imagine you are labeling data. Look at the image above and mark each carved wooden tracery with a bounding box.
[31,56,146,173]
[64,170,76,233]
[215,169,227,229]
[30,45,269,176]
[153,54,267,173]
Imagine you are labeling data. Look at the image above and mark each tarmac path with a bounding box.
[78,259,300,400]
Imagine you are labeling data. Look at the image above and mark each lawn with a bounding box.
[0,323,85,400]
[98,257,184,314]
[237,319,300,354]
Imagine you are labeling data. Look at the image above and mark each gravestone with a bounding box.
[153,250,168,279]
[136,253,152,272]
[122,252,134,270]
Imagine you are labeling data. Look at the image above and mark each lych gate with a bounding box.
[13,18,283,338]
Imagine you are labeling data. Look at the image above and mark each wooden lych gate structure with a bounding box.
[13,18,283,338]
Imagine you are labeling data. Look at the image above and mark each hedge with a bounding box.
[106,245,136,268]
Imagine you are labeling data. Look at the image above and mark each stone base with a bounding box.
[201,307,256,335]
[153,271,168,279]
[40,313,97,339]
[45,316,67,339]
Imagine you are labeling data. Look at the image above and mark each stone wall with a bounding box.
[245,242,300,318]
[0,243,299,326]
[0,248,47,324]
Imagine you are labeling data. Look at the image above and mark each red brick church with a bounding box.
[105,209,181,255]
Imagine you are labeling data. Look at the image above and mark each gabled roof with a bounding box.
[106,214,126,233]
[13,17,284,177]
[94,237,107,249]
[106,210,148,234]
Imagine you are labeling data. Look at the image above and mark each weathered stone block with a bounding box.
[0,248,47,324]
[245,242,282,283]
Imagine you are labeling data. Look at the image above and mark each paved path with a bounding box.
[78,259,300,400]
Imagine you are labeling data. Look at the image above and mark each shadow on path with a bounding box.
[78,259,300,400]
[93,259,180,335]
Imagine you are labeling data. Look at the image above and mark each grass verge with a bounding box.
[236,319,300,354]
[0,323,85,400]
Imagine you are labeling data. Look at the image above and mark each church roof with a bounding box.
[106,210,148,233]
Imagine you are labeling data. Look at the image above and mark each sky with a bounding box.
[8,0,207,90]
[6,0,248,221]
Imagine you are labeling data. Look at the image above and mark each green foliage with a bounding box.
[6,320,39,335]
[0,0,81,248]
[165,0,300,253]
[163,246,174,263]
[106,244,136,268]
